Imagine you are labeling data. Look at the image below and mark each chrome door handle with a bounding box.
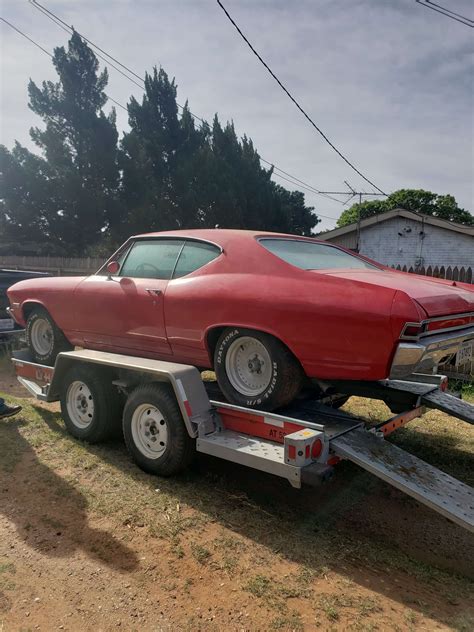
[145,288,162,296]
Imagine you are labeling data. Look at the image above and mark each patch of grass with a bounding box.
[171,542,185,559]
[213,533,246,552]
[244,574,272,598]
[0,561,15,592]
[404,608,417,626]
[318,595,341,621]
[448,611,474,632]
[0,563,15,575]
[270,610,304,631]
[190,543,211,564]
[183,578,194,594]
[357,596,382,616]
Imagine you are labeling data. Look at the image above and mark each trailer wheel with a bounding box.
[122,383,194,476]
[60,364,121,443]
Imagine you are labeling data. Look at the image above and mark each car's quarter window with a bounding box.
[120,239,185,279]
[172,241,221,279]
[259,238,379,270]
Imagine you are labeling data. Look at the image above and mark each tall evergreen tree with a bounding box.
[121,70,318,236]
[1,32,121,254]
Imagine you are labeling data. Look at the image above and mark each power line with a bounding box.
[216,0,386,195]
[0,16,52,57]
[28,0,345,208]
[415,1,473,27]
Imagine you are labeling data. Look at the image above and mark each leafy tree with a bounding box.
[120,69,318,237]
[336,189,473,227]
[0,143,60,250]
[1,32,121,254]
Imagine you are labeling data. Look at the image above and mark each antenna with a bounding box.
[317,183,387,251]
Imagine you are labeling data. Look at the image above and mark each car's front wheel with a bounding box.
[26,307,72,365]
[214,328,304,411]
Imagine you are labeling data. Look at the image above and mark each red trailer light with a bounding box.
[311,439,323,459]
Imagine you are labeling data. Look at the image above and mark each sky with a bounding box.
[1,0,473,231]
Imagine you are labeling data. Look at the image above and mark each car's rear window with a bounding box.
[259,238,379,270]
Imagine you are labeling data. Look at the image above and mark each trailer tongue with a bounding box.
[11,349,474,533]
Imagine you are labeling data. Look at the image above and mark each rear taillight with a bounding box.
[425,316,473,332]
[401,322,425,339]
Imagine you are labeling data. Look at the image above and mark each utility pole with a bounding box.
[318,183,387,252]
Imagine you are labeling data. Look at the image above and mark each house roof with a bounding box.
[318,208,474,240]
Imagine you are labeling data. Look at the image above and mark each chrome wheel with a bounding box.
[131,403,168,460]
[66,381,95,429]
[30,317,54,356]
[225,336,273,396]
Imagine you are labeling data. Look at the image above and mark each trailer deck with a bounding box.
[10,349,474,533]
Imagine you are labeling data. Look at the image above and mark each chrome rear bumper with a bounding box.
[390,327,474,379]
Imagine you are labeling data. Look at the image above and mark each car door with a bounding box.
[73,238,185,355]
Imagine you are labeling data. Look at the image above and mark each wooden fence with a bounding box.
[390,264,473,284]
[0,255,105,275]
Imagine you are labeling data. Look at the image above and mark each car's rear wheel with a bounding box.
[26,307,72,365]
[214,327,304,411]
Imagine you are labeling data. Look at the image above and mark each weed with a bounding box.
[270,610,304,631]
[191,543,211,564]
[244,574,272,598]
[0,563,14,575]
[318,595,340,621]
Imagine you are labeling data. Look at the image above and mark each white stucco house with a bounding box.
[318,208,474,283]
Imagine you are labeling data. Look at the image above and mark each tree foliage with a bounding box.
[1,34,318,255]
[337,189,473,228]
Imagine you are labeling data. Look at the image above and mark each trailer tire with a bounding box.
[122,383,195,476]
[60,364,121,443]
[26,307,72,366]
[214,327,303,411]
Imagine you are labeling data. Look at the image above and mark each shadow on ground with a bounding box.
[4,406,474,620]
[0,418,138,573]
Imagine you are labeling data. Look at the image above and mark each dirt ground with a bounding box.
[0,352,473,631]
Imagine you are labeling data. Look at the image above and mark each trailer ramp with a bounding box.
[420,390,474,425]
[383,379,474,425]
[332,429,474,532]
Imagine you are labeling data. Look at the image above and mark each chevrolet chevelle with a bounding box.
[7,229,474,410]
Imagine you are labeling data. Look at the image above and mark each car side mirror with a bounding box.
[106,261,120,278]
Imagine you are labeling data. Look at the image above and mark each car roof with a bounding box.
[131,228,323,247]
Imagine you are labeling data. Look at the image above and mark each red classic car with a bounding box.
[7,229,474,410]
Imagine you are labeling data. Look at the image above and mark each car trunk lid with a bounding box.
[314,269,474,317]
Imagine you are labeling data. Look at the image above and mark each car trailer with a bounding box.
[10,348,474,533]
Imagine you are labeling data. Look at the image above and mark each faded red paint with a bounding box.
[7,229,474,381]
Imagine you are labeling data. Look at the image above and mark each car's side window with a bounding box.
[172,241,221,279]
[120,239,185,279]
